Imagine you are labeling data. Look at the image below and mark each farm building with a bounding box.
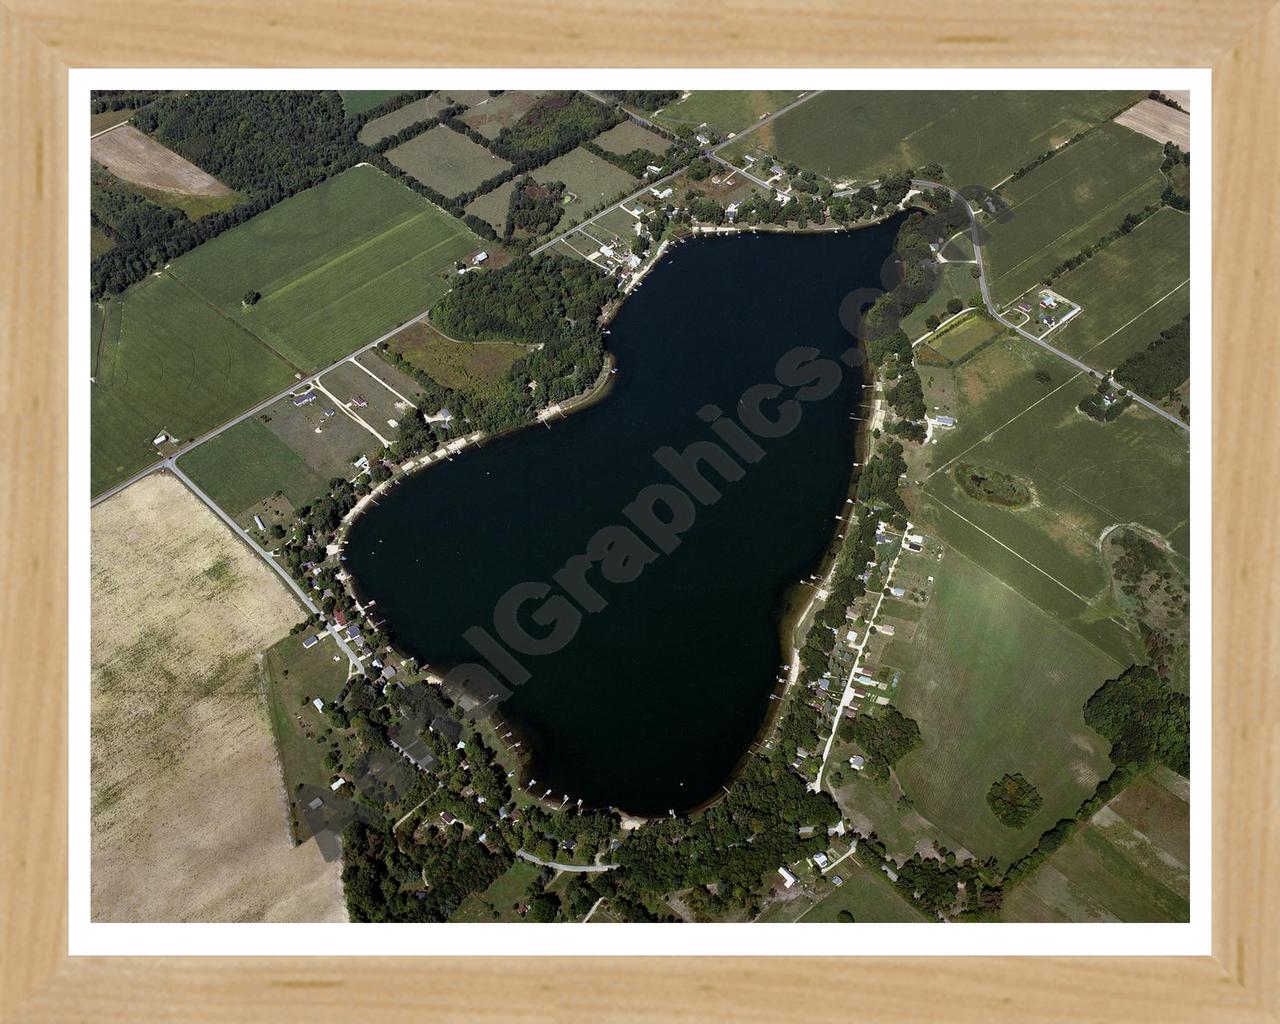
[312,697,324,711]
[471,251,489,265]
[253,514,266,531]
[889,586,906,597]
[329,777,346,791]
[878,624,897,636]
[302,634,320,650]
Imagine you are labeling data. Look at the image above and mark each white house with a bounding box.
[778,866,798,888]
[472,251,489,265]
[312,697,324,712]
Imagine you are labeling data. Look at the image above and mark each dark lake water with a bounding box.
[345,220,904,815]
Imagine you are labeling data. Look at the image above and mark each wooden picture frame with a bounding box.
[2,3,1276,1018]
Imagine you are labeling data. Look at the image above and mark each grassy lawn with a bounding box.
[386,124,512,199]
[729,90,1142,188]
[532,147,639,228]
[449,860,540,922]
[355,350,428,404]
[984,123,1167,305]
[796,860,928,922]
[260,631,357,842]
[168,165,480,372]
[356,94,451,144]
[388,320,526,399]
[90,275,296,495]
[902,262,980,341]
[652,90,804,136]
[319,359,415,436]
[888,549,1122,865]
[1039,206,1191,370]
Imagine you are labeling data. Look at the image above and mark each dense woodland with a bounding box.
[1083,665,1190,775]
[985,772,1045,828]
[1113,315,1190,401]
[92,90,363,297]
[489,92,621,165]
[504,177,567,239]
[839,705,922,782]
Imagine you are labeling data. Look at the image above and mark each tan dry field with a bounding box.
[91,124,233,196]
[1114,98,1191,150]
[91,473,345,922]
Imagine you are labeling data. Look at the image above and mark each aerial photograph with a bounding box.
[88,86,1192,926]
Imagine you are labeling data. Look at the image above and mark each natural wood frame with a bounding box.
[2,2,1277,1019]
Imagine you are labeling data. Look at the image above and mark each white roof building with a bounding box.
[778,867,798,888]
[312,698,324,711]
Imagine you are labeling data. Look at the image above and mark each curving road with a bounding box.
[912,178,1190,434]
[517,849,618,873]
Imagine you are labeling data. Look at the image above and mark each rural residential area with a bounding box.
[88,85,1193,927]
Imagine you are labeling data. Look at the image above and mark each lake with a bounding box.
[345,219,905,816]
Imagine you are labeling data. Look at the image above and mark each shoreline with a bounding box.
[337,214,910,824]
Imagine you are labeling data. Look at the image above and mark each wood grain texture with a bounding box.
[0,0,1276,1019]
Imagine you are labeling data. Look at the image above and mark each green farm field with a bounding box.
[357,94,451,144]
[984,123,1167,304]
[926,313,1004,363]
[90,275,296,496]
[177,416,327,521]
[592,119,671,156]
[532,147,638,228]
[1041,207,1191,370]
[652,90,804,136]
[913,333,1188,657]
[464,179,518,233]
[731,90,1142,188]
[178,383,377,524]
[340,90,407,117]
[998,768,1189,921]
[169,165,481,370]
[385,124,512,199]
[460,91,548,139]
[887,549,1122,865]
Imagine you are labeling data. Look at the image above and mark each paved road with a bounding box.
[516,849,618,873]
[708,152,775,192]
[167,460,363,670]
[811,526,911,792]
[914,178,1190,434]
[532,90,820,258]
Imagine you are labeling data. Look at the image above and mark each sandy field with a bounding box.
[91,124,234,196]
[91,473,346,922]
[1115,98,1191,151]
